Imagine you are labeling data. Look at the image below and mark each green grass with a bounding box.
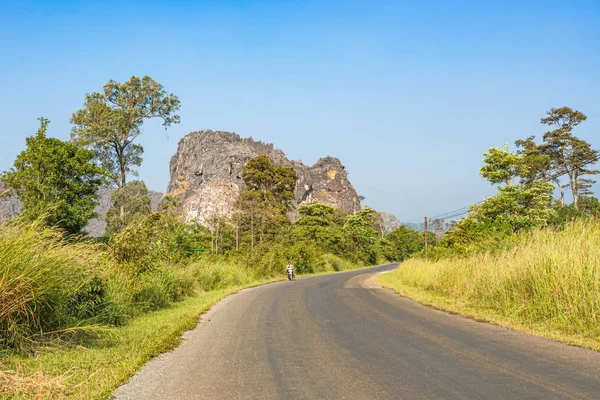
[378,218,600,351]
[1,254,367,399]
[0,219,106,351]
[0,280,277,400]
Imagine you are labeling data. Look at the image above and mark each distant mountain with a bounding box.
[0,184,163,237]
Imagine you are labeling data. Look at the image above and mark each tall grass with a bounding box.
[381,219,600,340]
[0,219,102,350]
[1,212,363,354]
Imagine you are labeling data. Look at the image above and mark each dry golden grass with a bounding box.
[0,361,70,399]
[379,218,600,350]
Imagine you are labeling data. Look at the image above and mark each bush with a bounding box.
[188,259,257,292]
[130,267,196,312]
[285,241,326,273]
[322,253,356,272]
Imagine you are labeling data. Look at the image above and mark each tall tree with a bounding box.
[470,180,556,232]
[295,203,348,254]
[514,136,552,186]
[1,118,106,235]
[385,226,424,261]
[480,144,524,186]
[241,155,297,206]
[71,76,181,190]
[541,107,599,209]
[373,211,402,238]
[236,155,298,247]
[343,206,379,263]
[105,180,152,235]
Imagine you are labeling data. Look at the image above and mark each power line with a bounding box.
[428,157,599,222]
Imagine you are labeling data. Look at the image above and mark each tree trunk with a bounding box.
[250,215,254,250]
[235,214,240,250]
[117,146,127,218]
[571,179,579,210]
[554,179,565,206]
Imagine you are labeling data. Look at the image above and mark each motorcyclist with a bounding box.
[286,261,295,280]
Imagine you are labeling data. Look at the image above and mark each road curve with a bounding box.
[114,265,600,399]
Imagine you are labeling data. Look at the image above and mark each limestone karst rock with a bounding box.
[166,130,361,225]
[0,183,21,224]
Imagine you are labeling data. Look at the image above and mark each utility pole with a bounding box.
[424,216,428,262]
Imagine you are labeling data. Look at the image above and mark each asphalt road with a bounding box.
[114,264,600,399]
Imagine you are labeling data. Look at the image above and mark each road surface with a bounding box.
[114,264,600,399]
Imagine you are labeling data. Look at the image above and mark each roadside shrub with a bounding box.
[322,253,355,272]
[130,267,195,312]
[285,241,326,273]
[242,242,287,277]
[189,259,257,291]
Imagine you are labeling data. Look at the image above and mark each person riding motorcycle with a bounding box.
[286,261,295,280]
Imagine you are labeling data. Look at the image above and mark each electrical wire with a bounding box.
[428,155,599,221]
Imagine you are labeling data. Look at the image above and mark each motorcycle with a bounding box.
[287,269,295,281]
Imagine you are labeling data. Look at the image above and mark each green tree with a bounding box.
[470,180,556,232]
[1,118,105,235]
[294,203,348,254]
[541,107,599,209]
[105,180,152,235]
[385,226,423,261]
[480,143,524,186]
[343,206,379,263]
[241,155,297,206]
[515,136,552,187]
[236,156,298,247]
[71,76,181,190]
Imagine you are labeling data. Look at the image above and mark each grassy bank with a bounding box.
[2,263,364,399]
[1,284,268,399]
[1,246,361,399]
[378,219,600,351]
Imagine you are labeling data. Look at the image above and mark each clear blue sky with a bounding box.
[1,0,598,222]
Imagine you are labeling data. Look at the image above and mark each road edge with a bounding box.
[376,270,600,353]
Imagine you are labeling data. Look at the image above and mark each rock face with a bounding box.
[166,130,361,225]
[0,183,21,224]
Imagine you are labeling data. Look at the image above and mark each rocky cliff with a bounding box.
[0,183,21,224]
[166,130,361,224]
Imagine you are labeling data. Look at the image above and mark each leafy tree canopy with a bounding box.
[105,180,152,235]
[71,76,181,189]
[470,180,556,232]
[1,118,106,235]
[294,203,348,255]
[241,155,297,205]
[541,107,598,209]
[480,143,525,186]
[385,226,423,261]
